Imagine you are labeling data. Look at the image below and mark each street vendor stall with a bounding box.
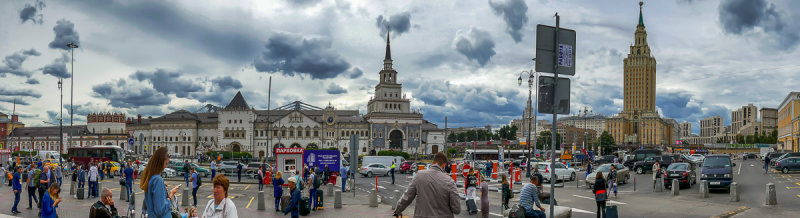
[275,148,304,182]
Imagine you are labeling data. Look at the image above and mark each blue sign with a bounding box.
[128,138,134,146]
[303,150,341,172]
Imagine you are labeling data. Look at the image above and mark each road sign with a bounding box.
[129,138,134,146]
[535,24,576,75]
[537,75,570,115]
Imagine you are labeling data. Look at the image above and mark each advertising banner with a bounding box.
[303,150,341,172]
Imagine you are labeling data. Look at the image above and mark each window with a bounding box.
[314,131,319,137]
[284,158,296,172]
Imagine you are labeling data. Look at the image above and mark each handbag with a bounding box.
[595,192,607,202]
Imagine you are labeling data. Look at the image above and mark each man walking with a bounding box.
[394,152,461,217]
[237,162,243,183]
[38,166,51,209]
[765,155,771,174]
[26,165,37,209]
[585,160,593,179]
[55,165,63,187]
[12,166,22,215]
[123,163,134,200]
[210,160,216,182]
[89,162,99,198]
[190,168,199,207]
[184,160,191,187]
[390,161,396,185]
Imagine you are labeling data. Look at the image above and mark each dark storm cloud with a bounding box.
[48,19,80,51]
[68,0,262,62]
[0,49,41,77]
[489,0,529,43]
[19,0,45,24]
[406,79,523,127]
[25,78,40,84]
[452,27,496,67]
[42,53,70,78]
[718,0,800,49]
[92,79,171,108]
[211,76,243,90]
[376,12,412,38]
[253,32,351,79]
[346,67,363,79]
[0,96,31,105]
[131,69,203,98]
[326,84,347,95]
[0,87,42,98]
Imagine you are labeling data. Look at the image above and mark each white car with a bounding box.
[137,162,176,178]
[688,154,705,163]
[535,162,576,182]
[586,163,630,187]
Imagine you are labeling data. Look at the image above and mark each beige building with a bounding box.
[605,2,674,146]
[760,107,778,135]
[680,122,692,138]
[700,116,723,137]
[558,114,607,136]
[731,104,757,135]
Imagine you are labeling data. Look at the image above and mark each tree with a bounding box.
[496,125,518,140]
[599,131,615,154]
[536,131,562,150]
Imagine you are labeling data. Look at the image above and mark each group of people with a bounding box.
[278,163,342,217]
[3,160,64,217]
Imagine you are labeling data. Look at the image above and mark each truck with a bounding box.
[361,156,405,171]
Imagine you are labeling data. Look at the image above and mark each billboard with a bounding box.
[303,150,341,172]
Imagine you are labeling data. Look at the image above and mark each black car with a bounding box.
[633,155,675,174]
[624,149,662,169]
[595,155,617,165]
[744,153,757,159]
[663,162,696,189]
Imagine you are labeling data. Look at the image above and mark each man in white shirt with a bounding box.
[89,163,99,198]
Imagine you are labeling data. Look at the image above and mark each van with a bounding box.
[700,154,735,192]
[623,149,662,169]
[361,156,405,171]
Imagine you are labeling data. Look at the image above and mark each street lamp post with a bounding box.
[518,70,535,177]
[66,42,78,166]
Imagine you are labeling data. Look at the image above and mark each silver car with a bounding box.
[586,163,630,187]
[360,163,390,177]
[217,161,241,174]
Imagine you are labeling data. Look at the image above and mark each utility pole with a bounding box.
[548,14,560,218]
[267,76,271,158]
[66,42,78,165]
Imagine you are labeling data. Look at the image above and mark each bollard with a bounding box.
[766,183,777,205]
[700,180,709,198]
[671,179,679,196]
[182,188,190,206]
[70,181,76,196]
[257,191,266,210]
[730,182,739,202]
[327,183,333,197]
[633,177,636,192]
[369,191,378,207]
[97,182,102,197]
[128,190,135,208]
[334,190,342,208]
[121,183,127,201]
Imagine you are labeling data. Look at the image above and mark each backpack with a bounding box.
[296,176,304,190]
[33,169,42,187]
[313,174,321,189]
[195,172,202,186]
[467,175,477,187]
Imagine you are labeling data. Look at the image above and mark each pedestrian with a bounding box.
[236,162,242,183]
[340,165,348,192]
[394,152,461,217]
[323,164,330,184]
[201,174,238,218]
[501,174,511,209]
[89,161,99,198]
[480,174,489,218]
[390,161,396,184]
[257,166,264,191]
[55,164,63,187]
[465,170,477,212]
[0,163,6,188]
[39,166,51,210]
[141,147,181,218]
[533,166,544,190]
[593,171,608,218]
[124,163,134,200]
[90,188,120,218]
[184,160,191,187]
[308,168,319,211]
[12,166,22,215]
[28,166,39,209]
[519,175,546,218]
[282,177,300,218]
[608,164,618,197]
[765,155,771,174]
[652,160,661,191]
[586,160,593,179]
[40,183,61,218]
[210,159,216,182]
[272,172,284,211]
[99,161,104,181]
[190,168,199,207]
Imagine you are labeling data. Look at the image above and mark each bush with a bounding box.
[12,151,37,157]
[377,150,410,159]
[205,151,252,160]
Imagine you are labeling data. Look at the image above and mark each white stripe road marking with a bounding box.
[572,208,597,214]
[572,194,627,205]
[738,162,742,175]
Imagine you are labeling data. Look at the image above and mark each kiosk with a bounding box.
[275,148,304,183]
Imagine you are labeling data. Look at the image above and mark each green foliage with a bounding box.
[13,151,37,157]
[536,131,562,150]
[447,148,459,155]
[599,131,615,146]
[377,150,410,159]
[205,151,252,159]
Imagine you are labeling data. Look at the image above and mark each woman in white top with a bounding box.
[202,174,237,218]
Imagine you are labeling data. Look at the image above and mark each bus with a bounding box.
[67,146,125,168]
[465,149,528,161]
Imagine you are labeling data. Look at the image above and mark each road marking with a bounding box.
[750,164,754,167]
[572,208,596,214]
[243,184,251,190]
[572,194,627,205]
[246,196,254,208]
[737,163,742,175]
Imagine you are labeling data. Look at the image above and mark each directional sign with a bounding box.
[537,75,571,115]
[535,24,577,75]
[129,138,135,146]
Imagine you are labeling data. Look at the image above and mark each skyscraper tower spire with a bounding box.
[385,25,391,61]
[638,1,644,26]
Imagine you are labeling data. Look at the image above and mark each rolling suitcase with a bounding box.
[299,197,311,216]
[466,199,478,215]
[605,205,619,218]
[316,189,324,210]
[77,187,85,200]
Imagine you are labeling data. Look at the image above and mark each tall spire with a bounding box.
[384,25,391,60]
[638,1,644,26]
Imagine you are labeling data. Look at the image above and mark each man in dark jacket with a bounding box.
[90,188,120,218]
[184,160,191,187]
[282,177,301,218]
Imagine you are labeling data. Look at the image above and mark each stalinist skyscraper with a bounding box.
[606,2,674,146]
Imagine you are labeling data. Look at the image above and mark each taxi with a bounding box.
[103,161,121,176]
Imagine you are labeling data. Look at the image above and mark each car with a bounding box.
[217,161,241,174]
[663,162,696,189]
[399,161,415,174]
[688,154,705,162]
[162,168,177,178]
[246,163,272,178]
[771,152,800,166]
[623,149,662,169]
[746,153,757,159]
[360,163,390,177]
[585,163,630,187]
[102,161,121,176]
[767,152,785,166]
[174,162,211,178]
[775,157,800,174]
[535,162,576,182]
[700,154,735,192]
[594,155,617,165]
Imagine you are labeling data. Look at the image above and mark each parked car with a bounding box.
[767,152,786,166]
[700,154,735,192]
[360,163,390,177]
[594,155,617,165]
[688,154,705,162]
[217,161,241,174]
[141,162,175,178]
[399,161,415,174]
[633,156,661,174]
[745,153,757,159]
[585,163,630,187]
[663,162,696,189]
[246,163,272,178]
[535,162,576,182]
[623,149,662,169]
[174,162,210,178]
[771,152,800,166]
[775,157,800,174]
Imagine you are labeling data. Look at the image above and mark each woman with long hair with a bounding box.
[141,147,180,218]
[501,174,511,209]
[41,182,61,218]
[592,171,608,218]
[272,171,284,211]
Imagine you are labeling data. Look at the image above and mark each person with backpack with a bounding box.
[26,165,38,209]
[38,166,51,210]
[464,170,478,215]
[89,161,99,198]
[308,168,320,211]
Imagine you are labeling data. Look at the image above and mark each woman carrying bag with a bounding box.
[141,147,181,218]
[500,174,512,210]
[592,172,608,218]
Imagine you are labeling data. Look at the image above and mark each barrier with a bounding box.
[492,162,498,179]
[121,182,128,201]
[700,181,709,198]
[257,191,266,210]
[730,182,739,202]
[369,191,378,207]
[181,188,190,206]
[766,183,776,205]
[671,179,679,196]
[451,164,457,182]
[334,190,342,208]
[327,183,333,197]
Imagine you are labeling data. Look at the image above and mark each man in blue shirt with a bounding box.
[12,166,22,215]
[237,162,242,182]
[340,166,348,192]
[123,164,134,200]
[26,165,37,209]
[190,168,199,207]
[282,177,300,218]
[210,160,216,183]
[38,166,51,210]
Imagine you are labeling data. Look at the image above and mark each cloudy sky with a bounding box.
[1,0,799,133]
